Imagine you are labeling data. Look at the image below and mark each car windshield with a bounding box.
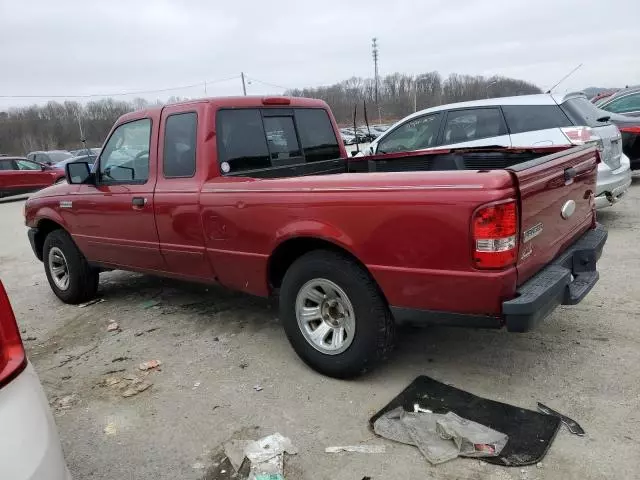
[48,151,73,162]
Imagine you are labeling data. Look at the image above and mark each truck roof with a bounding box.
[117,96,329,124]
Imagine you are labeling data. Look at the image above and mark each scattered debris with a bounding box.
[23,336,37,341]
[104,423,117,435]
[244,432,297,480]
[122,380,152,398]
[213,336,219,341]
[536,462,543,469]
[537,403,585,436]
[134,327,159,337]
[192,462,205,470]
[103,368,126,375]
[325,445,386,454]
[61,375,71,380]
[56,344,98,368]
[374,407,507,465]
[107,321,120,332]
[413,403,432,414]
[193,381,201,390]
[100,376,122,387]
[140,299,161,309]
[239,362,249,369]
[253,385,263,392]
[78,298,104,308]
[111,356,131,363]
[54,394,78,411]
[139,359,162,371]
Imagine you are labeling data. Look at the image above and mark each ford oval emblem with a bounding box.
[561,200,576,219]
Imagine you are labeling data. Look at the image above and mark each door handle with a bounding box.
[132,197,146,208]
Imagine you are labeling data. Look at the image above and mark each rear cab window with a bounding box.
[216,108,341,175]
[502,105,573,133]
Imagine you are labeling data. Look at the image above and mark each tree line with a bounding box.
[0,72,541,155]
[286,72,541,125]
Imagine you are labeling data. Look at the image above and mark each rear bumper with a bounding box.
[0,363,71,480]
[391,224,607,333]
[503,223,607,332]
[595,155,632,209]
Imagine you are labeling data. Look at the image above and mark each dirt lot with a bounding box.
[1,181,640,480]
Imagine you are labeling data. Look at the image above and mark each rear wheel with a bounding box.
[43,230,99,304]
[280,250,394,378]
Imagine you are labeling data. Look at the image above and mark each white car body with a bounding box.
[0,280,71,480]
[364,93,631,209]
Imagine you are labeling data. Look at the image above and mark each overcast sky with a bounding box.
[1,0,639,109]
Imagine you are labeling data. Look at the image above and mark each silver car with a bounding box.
[365,93,631,209]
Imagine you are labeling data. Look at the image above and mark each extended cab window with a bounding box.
[163,112,197,178]
[377,113,442,154]
[263,115,303,166]
[502,105,573,133]
[99,118,151,183]
[443,108,506,143]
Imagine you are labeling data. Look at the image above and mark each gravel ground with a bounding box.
[1,178,639,480]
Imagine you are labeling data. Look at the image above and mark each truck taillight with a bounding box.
[620,126,640,134]
[472,201,518,269]
[0,281,26,389]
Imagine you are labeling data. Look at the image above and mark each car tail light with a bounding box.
[619,126,640,134]
[472,201,518,269]
[0,281,27,389]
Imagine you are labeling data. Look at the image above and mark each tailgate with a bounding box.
[591,123,622,170]
[508,145,598,285]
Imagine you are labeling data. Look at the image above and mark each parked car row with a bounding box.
[0,148,100,198]
[340,124,390,144]
[360,92,637,209]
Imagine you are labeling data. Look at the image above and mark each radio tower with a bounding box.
[372,38,381,123]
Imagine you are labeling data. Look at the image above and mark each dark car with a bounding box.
[26,150,73,166]
[54,154,97,170]
[598,87,640,117]
[603,112,640,169]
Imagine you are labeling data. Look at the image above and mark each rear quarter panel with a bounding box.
[199,171,518,315]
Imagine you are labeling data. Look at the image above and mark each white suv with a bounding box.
[0,281,71,480]
[365,93,631,209]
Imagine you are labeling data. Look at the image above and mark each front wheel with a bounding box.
[279,250,395,378]
[43,230,99,304]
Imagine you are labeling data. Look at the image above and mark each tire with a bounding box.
[43,229,99,304]
[279,250,395,378]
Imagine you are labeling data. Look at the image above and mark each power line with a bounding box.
[244,76,291,91]
[0,75,240,99]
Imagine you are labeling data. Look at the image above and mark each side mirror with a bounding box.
[66,162,92,184]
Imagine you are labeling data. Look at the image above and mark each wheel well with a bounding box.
[33,219,63,260]
[268,237,372,292]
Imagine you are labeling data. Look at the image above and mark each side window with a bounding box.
[443,108,506,144]
[604,93,640,114]
[99,118,151,183]
[217,109,270,173]
[16,160,41,171]
[294,109,341,162]
[502,105,573,134]
[263,116,302,166]
[377,113,442,154]
[163,112,197,178]
[0,160,14,171]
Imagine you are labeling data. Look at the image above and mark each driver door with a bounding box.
[71,117,165,271]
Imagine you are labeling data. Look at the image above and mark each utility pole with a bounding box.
[204,80,207,96]
[372,38,381,124]
[241,72,247,96]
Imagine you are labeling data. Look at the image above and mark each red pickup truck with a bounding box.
[24,96,607,377]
